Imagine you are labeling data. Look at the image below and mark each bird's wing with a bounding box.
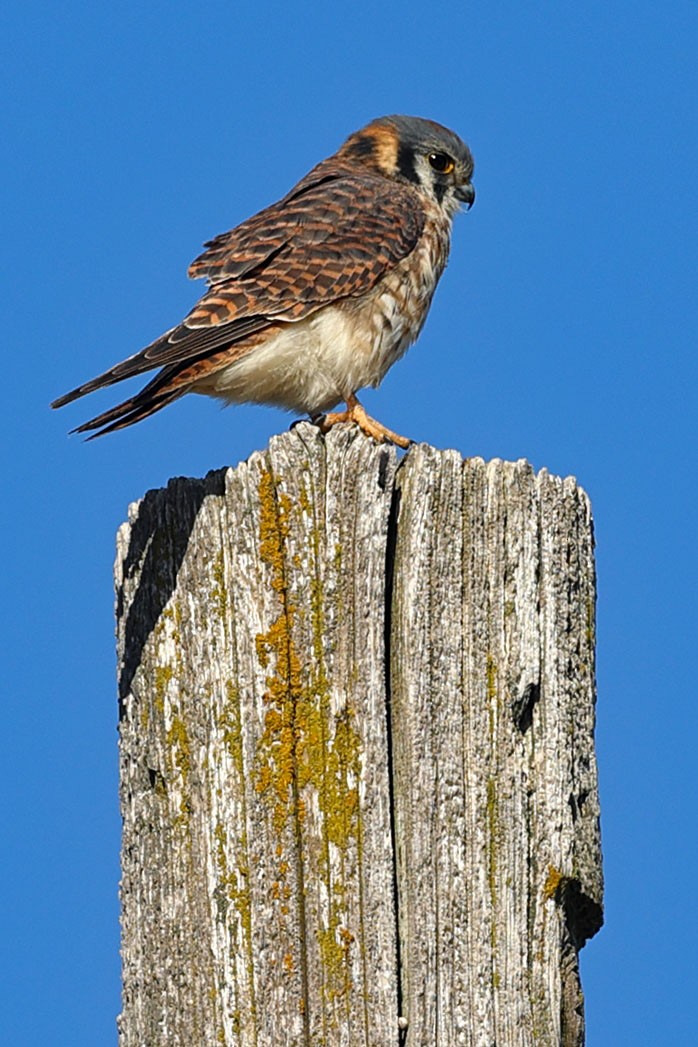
[52,165,423,409]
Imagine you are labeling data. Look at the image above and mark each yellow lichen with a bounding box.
[586,598,596,647]
[153,663,174,715]
[164,713,192,828]
[213,677,256,1019]
[543,865,565,900]
[318,916,354,1002]
[486,655,500,990]
[486,654,498,702]
[253,465,365,1008]
[219,682,243,766]
[211,551,228,621]
[298,475,312,515]
[166,714,191,778]
[139,700,150,731]
[254,469,307,836]
[321,709,361,851]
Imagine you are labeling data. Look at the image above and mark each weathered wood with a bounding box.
[116,424,602,1047]
[389,449,602,1047]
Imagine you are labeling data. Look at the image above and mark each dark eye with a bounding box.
[428,152,455,174]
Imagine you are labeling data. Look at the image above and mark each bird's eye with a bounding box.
[428,152,455,174]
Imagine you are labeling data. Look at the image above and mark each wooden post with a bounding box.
[116,424,602,1047]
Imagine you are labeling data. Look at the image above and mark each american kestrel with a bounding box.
[52,115,475,448]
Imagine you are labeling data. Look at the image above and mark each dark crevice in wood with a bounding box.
[383,476,405,1041]
[511,680,540,732]
[559,877,604,950]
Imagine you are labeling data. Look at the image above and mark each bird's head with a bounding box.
[338,114,475,218]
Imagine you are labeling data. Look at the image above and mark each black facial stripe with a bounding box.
[397,143,420,185]
[433,180,447,204]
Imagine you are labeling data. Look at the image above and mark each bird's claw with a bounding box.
[314,395,413,449]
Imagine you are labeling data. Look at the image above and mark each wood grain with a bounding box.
[116,425,602,1046]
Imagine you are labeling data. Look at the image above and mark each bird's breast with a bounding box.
[194,207,452,415]
[368,211,451,378]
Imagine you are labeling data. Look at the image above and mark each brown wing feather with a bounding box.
[51,158,423,422]
[186,164,342,282]
[136,162,424,365]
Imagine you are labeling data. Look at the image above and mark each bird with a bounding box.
[51,115,475,448]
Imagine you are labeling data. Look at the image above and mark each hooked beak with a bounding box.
[455,181,476,210]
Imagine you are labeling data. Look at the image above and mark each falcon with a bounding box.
[52,115,475,448]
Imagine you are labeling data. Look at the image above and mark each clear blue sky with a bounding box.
[3,2,697,1043]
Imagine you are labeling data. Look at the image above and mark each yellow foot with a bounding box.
[316,395,413,449]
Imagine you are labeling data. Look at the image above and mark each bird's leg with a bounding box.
[315,393,413,449]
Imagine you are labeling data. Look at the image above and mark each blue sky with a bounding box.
[3,1,697,1043]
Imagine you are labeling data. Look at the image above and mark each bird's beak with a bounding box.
[455,182,475,209]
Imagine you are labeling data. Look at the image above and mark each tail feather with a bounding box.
[52,324,258,435]
[51,314,266,411]
[50,328,178,410]
[74,386,187,439]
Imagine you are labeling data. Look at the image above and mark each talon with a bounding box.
[315,394,412,449]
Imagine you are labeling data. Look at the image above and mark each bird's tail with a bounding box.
[50,327,179,411]
[54,358,195,439]
[70,386,187,439]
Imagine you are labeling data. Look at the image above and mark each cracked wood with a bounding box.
[116,423,602,1047]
